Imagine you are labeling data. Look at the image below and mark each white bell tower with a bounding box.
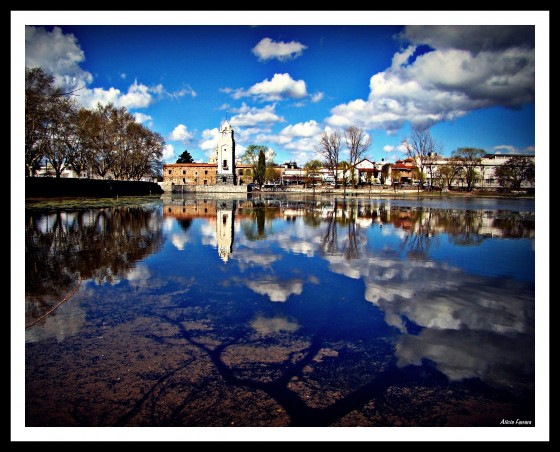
[217,120,236,185]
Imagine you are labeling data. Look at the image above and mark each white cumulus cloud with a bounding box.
[310,92,324,103]
[227,73,308,102]
[169,124,194,144]
[133,112,153,124]
[25,25,193,112]
[383,144,407,153]
[163,144,175,161]
[252,37,307,62]
[25,26,93,93]
[230,103,285,127]
[200,128,220,152]
[279,120,322,138]
[326,25,535,133]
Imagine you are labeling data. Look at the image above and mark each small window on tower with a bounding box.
[223,160,227,167]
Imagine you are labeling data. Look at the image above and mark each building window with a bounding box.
[223,160,228,169]
[239,169,244,175]
[204,180,207,185]
[223,214,228,225]
[222,177,227,183]
[183,178,186,183]
[168,170,171,175]
[205,170,208,175]
[183,170,186,175]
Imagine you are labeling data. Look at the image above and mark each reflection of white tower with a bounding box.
[216,120,236,185]
[217,205,234,263]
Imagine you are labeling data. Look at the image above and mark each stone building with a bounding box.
[163,163,217,187]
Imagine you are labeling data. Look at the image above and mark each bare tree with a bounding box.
[304,159,322,194]
[85,103,117,179]
[26,67,165,182]
[318,129,342,188]
[66,108,95,178]
[402,129,443,187]
[452,148,487,191]
[344,126,371,186]
[42,94,78,178]
[338,161,351,196]
[25,67,62,176]
[433,159,464,190]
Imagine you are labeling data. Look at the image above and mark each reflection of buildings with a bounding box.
[162,196,535,264]
[163,197,239,263]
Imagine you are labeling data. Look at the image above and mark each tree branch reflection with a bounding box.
[26,206,164,322]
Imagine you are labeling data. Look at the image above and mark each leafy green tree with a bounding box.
[255,149,267,188]
[176,150,194,164]
[241,145,273,185]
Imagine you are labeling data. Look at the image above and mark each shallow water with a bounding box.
[25,194,535,426]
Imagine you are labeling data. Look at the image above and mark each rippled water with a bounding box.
[25,194,535,426]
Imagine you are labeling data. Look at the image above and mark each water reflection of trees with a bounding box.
[491,214,535,238]
[26,206,164,319]
[240,200,281,241]
[177,218,193,232]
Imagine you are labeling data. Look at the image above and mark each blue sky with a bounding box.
[23,18,538,166]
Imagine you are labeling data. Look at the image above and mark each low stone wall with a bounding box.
[26,177,163,198]
[162,183,250,194]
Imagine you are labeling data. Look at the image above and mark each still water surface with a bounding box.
[25,194,535,426]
